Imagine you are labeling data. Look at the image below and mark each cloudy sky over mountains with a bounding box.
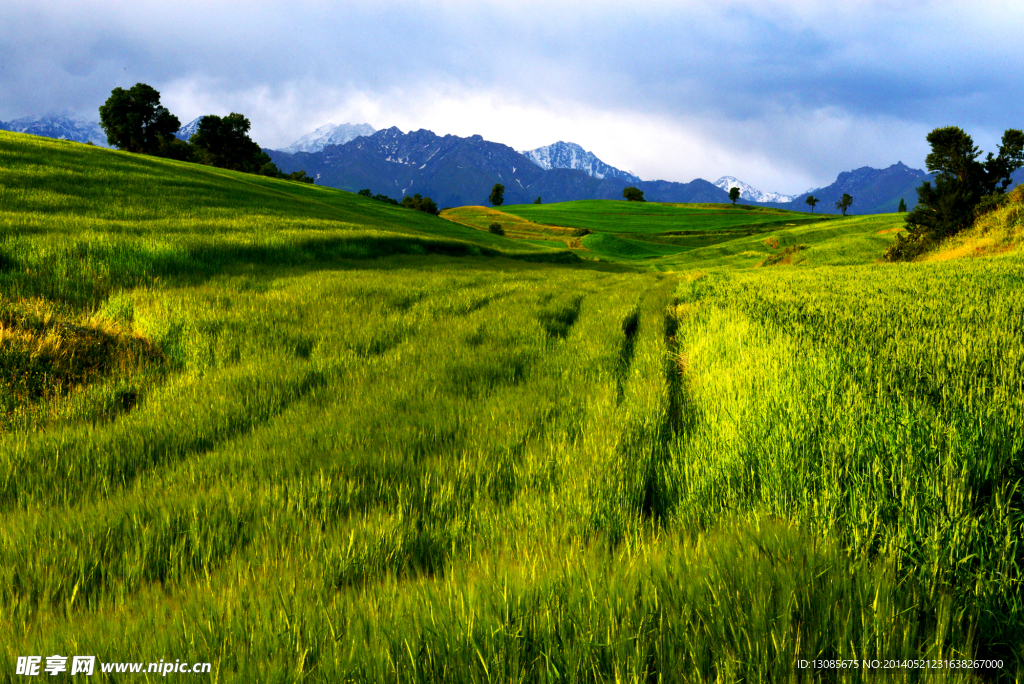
[2,0,1021,193]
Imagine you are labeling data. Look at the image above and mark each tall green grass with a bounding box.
[1,132,1020,682]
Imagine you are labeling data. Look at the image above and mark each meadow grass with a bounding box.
[657,213,907,269]
[451,202,866,267]
[1,132,1021,682]
[924,186,1024,262]
[500,200,835,235]
[440,206,584,250]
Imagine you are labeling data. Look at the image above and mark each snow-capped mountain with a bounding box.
[0,114,109,147]
[174,117,204,142]
[714,176,796,204]
[520,141,640,184]
[283,123,375,154]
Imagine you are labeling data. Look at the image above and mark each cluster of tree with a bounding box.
[357,188,439,215]
[357,188,401,205]
[623,186,645,202]
[886,126,1024,261]
[401,193,440,215]
[98,83,312,183]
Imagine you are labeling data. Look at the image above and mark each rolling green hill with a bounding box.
[2,131,1022,682]
[451,200,902,267]
[501,199,835,234]
[0,131,564,307]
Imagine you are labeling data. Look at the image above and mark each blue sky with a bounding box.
[2,0,1021,193]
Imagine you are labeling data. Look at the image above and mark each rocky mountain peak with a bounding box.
[520,141,640,184]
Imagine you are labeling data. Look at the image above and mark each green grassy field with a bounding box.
[455,200,895,267]
[500,199,835,234]
[2,132,1022,682]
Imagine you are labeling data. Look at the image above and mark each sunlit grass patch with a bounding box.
[924,185,1024,261]
[0,296,164,430]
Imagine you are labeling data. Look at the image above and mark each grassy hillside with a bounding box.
[450,201,901,267]
[440,205,584,249]
[501,199,835,234]
[924,185,1024,261]
[1,132,1022,682]
[658,213,907,269]
[0,132,562,306]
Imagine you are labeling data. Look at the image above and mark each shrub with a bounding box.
[488,223,505,236]
[401,194,440,215]
[623,187,645,202]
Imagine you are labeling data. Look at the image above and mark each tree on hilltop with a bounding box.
[805,195,820,213]
[489,183,505,206]
[835,193,853,216]
[729,187,741,204]
[886,126,1024,260]
[534,196,542,204]
[898,198,907,212]
[623,186,645,202]
[99,83,180,154]
[190,113,264,172]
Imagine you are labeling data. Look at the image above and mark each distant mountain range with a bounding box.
[521,141,640,184]
[5,114,1022,214]
[267,126,960,214]
[772,162,936,214]
[714,176,796,204]
[0,114,109,146]
[266,127,732,208]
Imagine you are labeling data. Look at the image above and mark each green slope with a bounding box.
[2,130,1021,680]
[463,199,901,266]
[0,131,566,307]
[658,213,906,269]
[501,199,835,234]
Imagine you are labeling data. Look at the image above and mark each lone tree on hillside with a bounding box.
[623,186,645,202]
[886,126,1024,260]
[805,195,820,213]
[898,198,907,212]
[835,193,853,216]
[99,83,180,154]
[729,187,741,204]
[489,183,505,206]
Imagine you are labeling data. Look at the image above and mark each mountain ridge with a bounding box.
[0,114,109,147]
[520,141,640,184]
[283,122,375,153]
[266,127,733,208]
[714,176,796,203]
[267,127,945,214]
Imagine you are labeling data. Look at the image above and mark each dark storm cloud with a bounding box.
[2,0,1021,190]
